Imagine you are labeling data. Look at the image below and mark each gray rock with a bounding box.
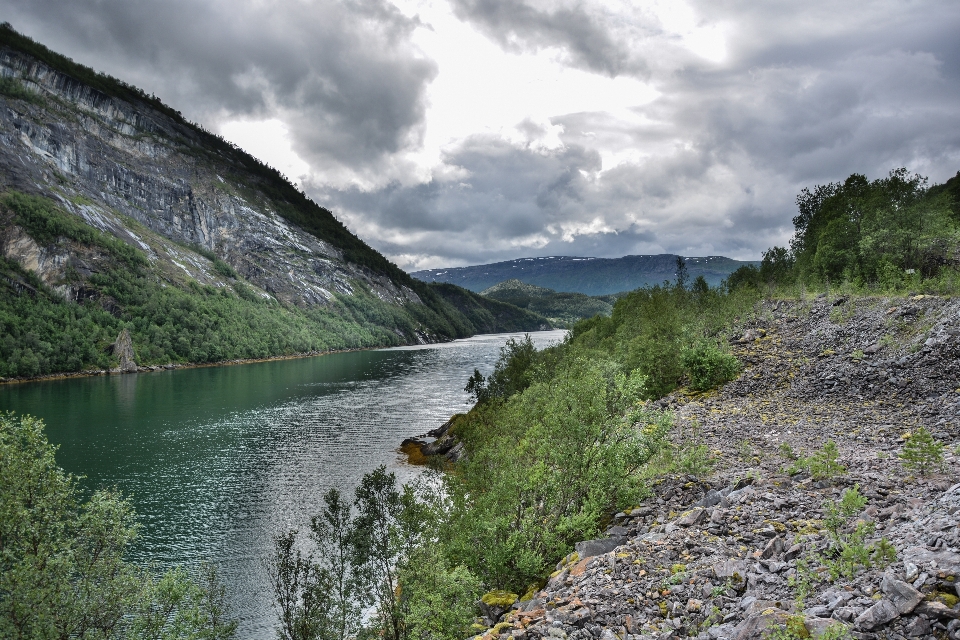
[112,328,137,373]
[677,508,705,527]
[804,618,849,639]
[903,562,919,582]
[733,611,789,640]
[903,546,960,579]
[880,573,924,614]
[697,490,722,508]
[916,601,960,620]
[855,599,899,630]
[904,616,931,637]
[575,538,624,560]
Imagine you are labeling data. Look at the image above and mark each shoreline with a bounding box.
[0,343,410,386]
[1,328,568,387]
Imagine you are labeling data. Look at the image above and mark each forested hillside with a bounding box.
[0,25,548,379]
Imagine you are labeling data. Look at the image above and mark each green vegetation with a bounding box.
[0,192,547,377]
[788,440,846,481]
[270,468,479,640]
[0,413,237,639]
[480,279,613,327]
[727,167,960,294]
[899,426,945,475]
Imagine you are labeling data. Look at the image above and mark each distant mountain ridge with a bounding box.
[412,255,758,296]
[479,279,614,328]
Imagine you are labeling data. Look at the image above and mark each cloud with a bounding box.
[331,0,960,269]
[3,0,959,270]
[446,0,649,77]
[1,0,437,181]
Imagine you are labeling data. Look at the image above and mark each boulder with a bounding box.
[111,328,137,373]
[855,599,899,630]
[574,538,624,560]
[880,573,924,614]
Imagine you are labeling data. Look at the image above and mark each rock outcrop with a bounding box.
[0,44,418,309]
[111,328,137,373]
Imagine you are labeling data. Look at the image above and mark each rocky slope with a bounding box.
[0,26,548,377]
[477,294,960,640]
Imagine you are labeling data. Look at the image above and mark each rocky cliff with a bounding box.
[0,36,414,308]
[0,26,548,377]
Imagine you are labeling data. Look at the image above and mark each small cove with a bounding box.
[0,330,566,639]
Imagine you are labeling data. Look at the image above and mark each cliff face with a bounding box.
[0,46,417,310]
[0,29,551,378]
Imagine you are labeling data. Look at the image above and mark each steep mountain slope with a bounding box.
[0,25,546,378]
[480,279,614,327]
[411,255,757,296]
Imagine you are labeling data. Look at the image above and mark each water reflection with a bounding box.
[0,330,565,638]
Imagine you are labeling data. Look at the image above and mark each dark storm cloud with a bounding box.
[446,0,648,77]
[0,0,437,169]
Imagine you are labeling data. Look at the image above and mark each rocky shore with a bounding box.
[469,294,960,640]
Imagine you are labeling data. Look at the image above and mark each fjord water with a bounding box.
[0,330,565,639]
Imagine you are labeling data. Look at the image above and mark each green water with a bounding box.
[0,330,564,638]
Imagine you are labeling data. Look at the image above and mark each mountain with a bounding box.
[411,254,759,296]
[480,279,614,327]
[0,25,547,378]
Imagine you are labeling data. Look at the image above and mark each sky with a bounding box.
[3,0,960,270]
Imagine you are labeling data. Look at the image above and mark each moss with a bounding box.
[481,590,518,608]
[930,591,960,607]
[399,440,429,466]
[786,615,811,638]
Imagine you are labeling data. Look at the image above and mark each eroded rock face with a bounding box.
[112,328,137,373]
[0,48,420,310]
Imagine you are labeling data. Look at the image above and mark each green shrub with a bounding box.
[0,413,237,638]
[790,440,845,481]
[680,341,740,391]
[899,427,944,475]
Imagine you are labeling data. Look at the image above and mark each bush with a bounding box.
[0,413,236,638]
[680,342,740,391]
[444,359,669,590]
[899,427,944,475]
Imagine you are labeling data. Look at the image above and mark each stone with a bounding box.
[575,538,624,560]
[112,328,137,373]
[854,599,899,630]
[804,618,849,639]
[760,536,781,560]
[677,508,705,527]
[916,601,960,620]
[903,546,960,580]
[904,616,931,637]
[733,611,790,640]
[696,490,722,508]
[903,562,919,582]
[880,573,924,614]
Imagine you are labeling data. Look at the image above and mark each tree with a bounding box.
[675,255,688,290]
[0,412,237,639]
[269,488,366,640]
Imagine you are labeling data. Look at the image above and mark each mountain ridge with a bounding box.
[0,24,548,378]
[412,254,758,296]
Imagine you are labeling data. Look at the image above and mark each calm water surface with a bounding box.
[0,330,565,639]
